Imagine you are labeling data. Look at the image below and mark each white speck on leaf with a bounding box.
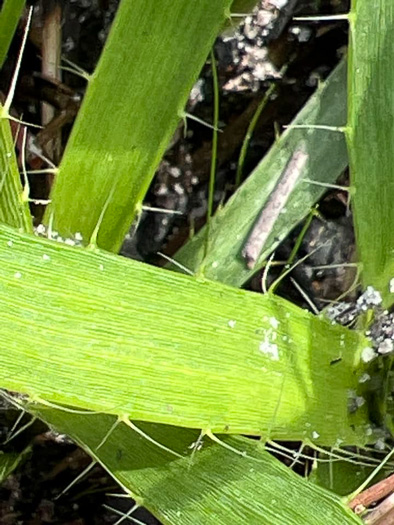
[312,431,320,439]
[361,347,376,363]
[378,339,394,355]
[99,264,104,271]
[359,373,371,383]
[259,340,279,360]
[14,272,22,279]
[7,240,13,247]
[228,320,236,328]
[269,317,279,329]
[390,278,394,293]
[42,254,50,261]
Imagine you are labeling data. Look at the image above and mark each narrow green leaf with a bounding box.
[347,2,394,303]
[170,61,348,286]
[0,446,31,483]
[0,0,25,69]
[30,407,363,525]
[44,0,234,253]
[0,107,33,232]
[0,225,369,443]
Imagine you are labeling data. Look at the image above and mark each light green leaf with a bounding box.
[0,225,369,444]
[347,2,394,304]
[44,0,234,253]
[0,106,33,232]
[0,0,25,69]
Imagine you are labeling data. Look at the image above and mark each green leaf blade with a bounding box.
[0,110,33,232]
[30,408,363,525]
[348,2,394,303]
[0,0,25,69]
[45,0,234,252]
[0,226,369,444]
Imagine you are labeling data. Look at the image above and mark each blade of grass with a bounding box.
[0,0,25,69]
[44,0,234,252]
[0,106,33,232]
[347,1,394,305]
[201,50,219,268]
[30,407,363,525]
[168,60,348,286]
[0,446,31,483]
[0,224,369,444]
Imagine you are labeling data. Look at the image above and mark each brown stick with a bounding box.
[349,473,394,511]
[242,148,308,268]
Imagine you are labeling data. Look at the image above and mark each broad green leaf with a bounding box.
[30,407,363,525]
[0,0,25,69]
[170,60,348,286]
[0,225,369,444]
[348,1,394,304]
[0,106,33,232]
[44,0,234,253]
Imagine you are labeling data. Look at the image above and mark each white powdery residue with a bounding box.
[42,254,50,261]
[35,224,46,235]
[269,317,279,330]
[359,373,371,384]
[99,264,104,271]
[64,238,76,246]
[355,396,365,408]
[7,240,13,247]
[75,232,83,241]
[259,340,279,361]
[211,261,219,269]
[228,320,236,329]
[271,0,289,9]
[375,438,385,451]
[312,431,320,439]
[361,347,376,363]
[378,339,394,355]
[14,272,22,279]
[390,278,394,293]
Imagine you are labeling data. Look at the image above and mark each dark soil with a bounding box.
[0,0,356,523]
